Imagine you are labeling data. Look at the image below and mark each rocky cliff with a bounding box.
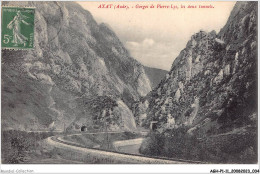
[138,2,257,163]
[1,1,152,131]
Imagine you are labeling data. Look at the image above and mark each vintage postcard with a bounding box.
[0,0,259,173]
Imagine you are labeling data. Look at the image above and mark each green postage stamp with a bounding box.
[1,7,35,49]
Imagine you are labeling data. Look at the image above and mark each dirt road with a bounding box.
[47,136,186,164]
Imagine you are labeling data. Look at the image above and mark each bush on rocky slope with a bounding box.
[139,126,257,163]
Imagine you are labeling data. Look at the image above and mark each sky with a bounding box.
[77,1,236,71]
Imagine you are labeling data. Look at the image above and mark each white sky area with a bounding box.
[77,1,236,71]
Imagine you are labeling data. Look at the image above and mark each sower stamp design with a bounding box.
[1,7,35,49]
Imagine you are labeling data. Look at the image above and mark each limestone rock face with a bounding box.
[136,2,257,163]
[137,2,257,136]
[1,1,151,131]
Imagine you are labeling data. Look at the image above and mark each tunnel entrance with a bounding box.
[81,126,87,132]
[150,121,158,131]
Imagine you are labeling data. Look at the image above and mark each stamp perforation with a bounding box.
[1,5,36,8]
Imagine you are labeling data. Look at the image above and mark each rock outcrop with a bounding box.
[138,2,257,163]
[1,1,152,131]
